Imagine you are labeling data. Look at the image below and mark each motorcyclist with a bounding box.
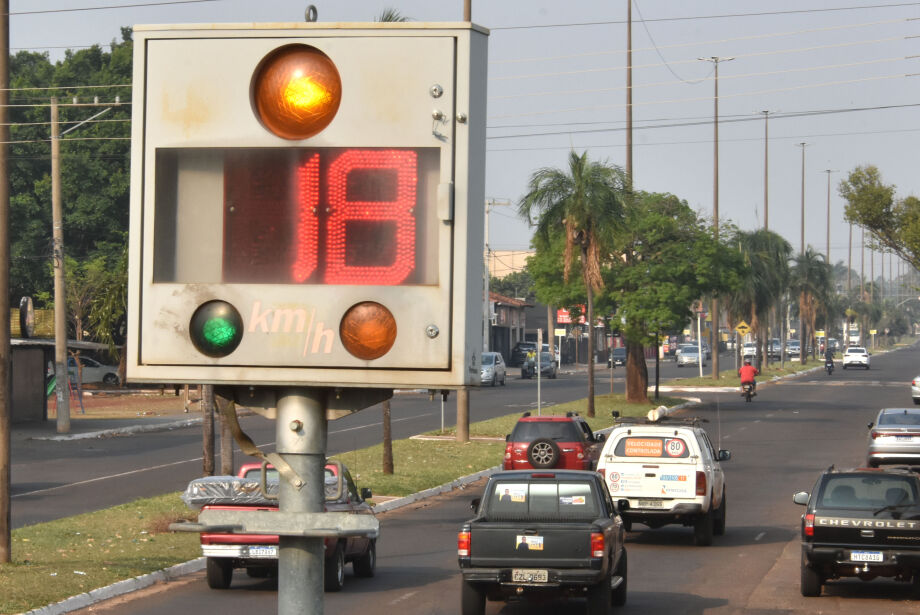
[824,346,835,363]
[738,359,759,393]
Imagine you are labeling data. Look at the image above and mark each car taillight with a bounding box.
[804,513,815,537]
[870,431,879,440]
[696,471,707,496]
[458,531,471,556]
[575,444,585,460]
[590,532,604,558]
[504,443,512,459]
[598,468,606,479]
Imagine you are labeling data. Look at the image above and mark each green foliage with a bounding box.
[490,270,535,302]
[9,32,132,307]
[605,192,743,347]
[839,165,920,271]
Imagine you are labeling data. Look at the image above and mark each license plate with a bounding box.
[850,551,883,562]
[248,546,277,558]
[896,435,913,441]
[638,498,664,508]
[512,569,548,583]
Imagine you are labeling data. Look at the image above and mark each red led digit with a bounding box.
[324,150,417,285]
[292,153,320,282]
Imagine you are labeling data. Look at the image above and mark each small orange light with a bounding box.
[340,301,397,360]
[252,44,342,140]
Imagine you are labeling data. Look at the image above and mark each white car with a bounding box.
[842,346,870,370]
[742,342,756,360]
[68,356,120,385]
[597,415,730,546]
[912,376,920,405]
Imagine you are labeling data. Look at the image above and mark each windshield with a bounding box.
[482,354,494,366]
[819,474,919,510]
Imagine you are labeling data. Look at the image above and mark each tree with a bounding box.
[790,248,833,365]
[490,270,534,302]
[728,230,791,368]
[375,8,411,22]
[604,193,743,401]
[839,165,920,271]
[519,151,628,416]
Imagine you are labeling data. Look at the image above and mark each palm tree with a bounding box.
[518,151,628,416]
[729,230,791,369]
[790,248,833,365]
[375,8,410,22]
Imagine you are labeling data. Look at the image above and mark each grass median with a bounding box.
[1,392,686,614]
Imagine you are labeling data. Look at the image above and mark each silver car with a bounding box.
[480,352,506,386]
[912,375,920,405]
[867,408,920,467]
[677,346,705,367]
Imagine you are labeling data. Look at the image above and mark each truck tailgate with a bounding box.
[605,459,696,499]
[469,522,597,569]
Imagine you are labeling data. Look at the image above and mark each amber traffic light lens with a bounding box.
[252,44,342,140]
[340,301,397,360]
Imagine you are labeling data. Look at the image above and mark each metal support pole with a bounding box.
[276,388,328,615]
[51,98,70,433]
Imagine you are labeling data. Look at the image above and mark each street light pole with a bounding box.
[761,110,770,230]
[823,169,836,264]
[798,142,808,256]
[699,56,734,380]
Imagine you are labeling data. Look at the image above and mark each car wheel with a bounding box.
[800,561,822,597]
[460,580,486,615]
[867,458,879,468]
[714,490,727,536]
[914,398,920,406]
[842,364,847,369]
[586,572,612,615]
[206,557,233,590]
[490,375,496,387]
[353,539,376,578]
[527,438,561,468]
[500,373,506,386]
[324,541,345,592]
[102,373,119,385]
[693,511,714,546]
[611,549,627,607]
[621,518,632,532]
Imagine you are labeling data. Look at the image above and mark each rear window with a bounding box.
[511,421,581,442]
[487,480,600,521]
[818,474,919,510]
[879,411,920,426]
[612,436,691,458]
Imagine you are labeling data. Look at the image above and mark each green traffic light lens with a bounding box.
[190,301,244,357]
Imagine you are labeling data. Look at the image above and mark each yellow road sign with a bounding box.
[735,321,751,336]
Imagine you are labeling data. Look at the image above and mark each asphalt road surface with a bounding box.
[63,344,920,614]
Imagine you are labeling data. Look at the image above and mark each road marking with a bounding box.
[389,591,420,605]
[755,531,766,541]
[14,414,431,498]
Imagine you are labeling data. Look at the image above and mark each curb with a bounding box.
[372,465,501,513]
[29,417,204,441]
[22,558,206,615]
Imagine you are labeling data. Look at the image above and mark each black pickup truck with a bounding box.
[458,470,627,615]
[793,466,920,596]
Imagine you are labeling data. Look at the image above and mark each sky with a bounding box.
[11,0,920,286]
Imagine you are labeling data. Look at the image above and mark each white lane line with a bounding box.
[389,591,420,605]
[14,413,434,498]
[755,532,766,541]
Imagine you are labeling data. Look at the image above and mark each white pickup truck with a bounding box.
[596,416,730,546]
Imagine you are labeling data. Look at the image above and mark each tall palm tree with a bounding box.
[790,248,833,365]
[375,8,410,22]
[519,151,628,416]
[729,230,791,369]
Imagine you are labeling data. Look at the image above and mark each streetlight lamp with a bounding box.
[699,55,734,380]
[798,142,808,256]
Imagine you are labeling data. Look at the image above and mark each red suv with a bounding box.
[503,412,605,471]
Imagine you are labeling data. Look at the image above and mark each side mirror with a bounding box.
[867,422,874,429]
[505,434,510,442]
[792,492,810,506]
[616,499,630,512]
[718,450,731,462]
[595,433,606,443]
[360,487,372,500]
[470,497,481,512]
[611,411,620,419]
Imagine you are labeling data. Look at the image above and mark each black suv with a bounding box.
[509,341,536,367]
[793,466,920,596]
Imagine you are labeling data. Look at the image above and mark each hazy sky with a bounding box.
[12,1,920,281]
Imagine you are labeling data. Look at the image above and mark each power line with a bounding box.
[490,2,920,31]
[9,0,223,16]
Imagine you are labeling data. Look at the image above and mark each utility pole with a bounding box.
[848,223,852,295]
[761,110,770,230]
[798,142,808,256]
[626,0,633,182]
[823,169,836,264]
[860,227,865,300]
[0,0,11,566]
[483,198,510,352]
[51,98,71,433]
[699,55,734,380]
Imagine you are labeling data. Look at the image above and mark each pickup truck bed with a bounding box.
[458,470,626,615]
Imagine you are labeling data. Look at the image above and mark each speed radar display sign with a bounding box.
[127,23,488,388]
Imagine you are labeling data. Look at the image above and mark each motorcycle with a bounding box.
[825,359,834,376]
[741,382,755,403]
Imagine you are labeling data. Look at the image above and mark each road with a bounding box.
[9,352,730,529]
[66,344,920,614]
